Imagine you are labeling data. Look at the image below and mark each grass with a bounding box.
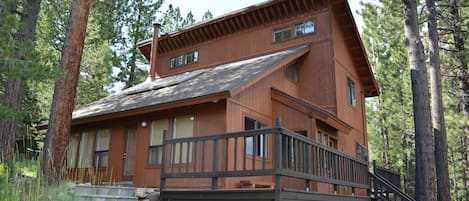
[0,156,77,201]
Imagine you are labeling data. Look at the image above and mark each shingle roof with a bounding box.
[72,44,309,120]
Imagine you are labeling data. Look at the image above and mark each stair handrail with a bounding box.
[370,172,415,201]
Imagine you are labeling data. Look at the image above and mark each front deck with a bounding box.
[157,120,370,201]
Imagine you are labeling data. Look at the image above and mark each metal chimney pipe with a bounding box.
[150,23,161,80]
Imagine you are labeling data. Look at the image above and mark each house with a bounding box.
[65,0,382,200]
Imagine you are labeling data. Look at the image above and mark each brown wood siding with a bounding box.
[331,5,368,156]
[298,40,337,113]
[70,101,227,188]
[155,11,332,78]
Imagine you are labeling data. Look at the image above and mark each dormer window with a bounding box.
[295,21,314,36]
[170,50,199,69]
[273,27,292,42]
[273,20,315,42]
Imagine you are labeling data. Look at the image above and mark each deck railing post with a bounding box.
[160,130,168,198]
[305,143,311,191]
[274,117,282,201]
[212,139,219,190]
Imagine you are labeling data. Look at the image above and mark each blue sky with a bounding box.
[159,0,368,31]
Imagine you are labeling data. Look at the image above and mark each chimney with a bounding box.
[149,23,161,80]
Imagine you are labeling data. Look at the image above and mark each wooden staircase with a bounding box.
[369,161,415,201]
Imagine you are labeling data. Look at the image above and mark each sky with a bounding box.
[159,0,368,31]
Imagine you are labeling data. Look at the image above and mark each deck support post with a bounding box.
[160,130,168,199]
[274,117,282,201]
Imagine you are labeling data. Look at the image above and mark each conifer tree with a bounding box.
[403,0,436,200]
[0,0,42,161]
[42,0,92,181]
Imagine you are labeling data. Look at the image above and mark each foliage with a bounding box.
[361,0,416,195]
[160,4,196,34]
[362,0,469,199]
[115,0,163,89]
[0,156,76,201]
[201,10,213,22]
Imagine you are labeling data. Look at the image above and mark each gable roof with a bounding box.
[72,44,310,122]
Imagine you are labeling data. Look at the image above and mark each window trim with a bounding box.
[148,119,170,165]
[272,26,292,42]
[169,50,199,69]
[294,20,315,37]
[347,77,357,107]
[244,117,269,158]
[171,114,195,164]
[272,19,315,43]
[93,129,111,168]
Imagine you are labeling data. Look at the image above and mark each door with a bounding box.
[123,126,137,180]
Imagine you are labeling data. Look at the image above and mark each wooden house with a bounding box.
[65,0,381,200]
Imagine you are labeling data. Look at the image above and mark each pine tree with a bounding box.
[403,0,436,200]
[0,0,42,161]
[42,0,92,181]
[361,0,416,195]
[115,0,163,89]
[201,10,213,22]
[426,0,451,200]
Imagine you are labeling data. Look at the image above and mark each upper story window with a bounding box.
[273,20,315,42]
[273,27,292,42]
[295,21,314,36]
[170,50,198,69]
[347,77,356,107]
[285,62,299,82]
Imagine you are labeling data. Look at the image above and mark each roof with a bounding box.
[72,44,310,121]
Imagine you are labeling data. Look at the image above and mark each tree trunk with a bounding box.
[449,0,469,197]
[0,0,41,162]
[426,0,451,200]
[402,0,436,201]
[41,0,91,182]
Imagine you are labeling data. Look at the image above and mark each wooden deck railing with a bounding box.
[159,120,369,196]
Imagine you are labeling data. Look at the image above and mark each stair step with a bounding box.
[77,194,138,201]
[75,185,137,197]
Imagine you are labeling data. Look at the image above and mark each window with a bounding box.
[285,62,299,82]
[148,119,169,165]
[185,51,198,65]
[94,129,110,168]
[347,77,356,107]
[173,115,194,163]
[69,128,111,169]
[356,143,368,161]
[67,134,80,168]
[317,130,337,149]
[244,117,268,158]
[295,21,314,36]
[77,131,95,168]
[273,27,292,42]
[169,50,198,68]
